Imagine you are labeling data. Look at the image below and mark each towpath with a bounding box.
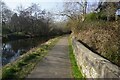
[27,36,72,78]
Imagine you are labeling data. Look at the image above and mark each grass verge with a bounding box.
[2,36,60,80]
[68,36,85,79]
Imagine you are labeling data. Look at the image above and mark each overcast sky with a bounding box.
[2,0,100,21]
[3,0,99,11]
[3,0,63,12]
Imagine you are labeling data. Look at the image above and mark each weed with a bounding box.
[68,36,85,79]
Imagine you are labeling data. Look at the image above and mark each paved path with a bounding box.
[27,36,72,78]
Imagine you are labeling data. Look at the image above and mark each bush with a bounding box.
[85,13,98,21]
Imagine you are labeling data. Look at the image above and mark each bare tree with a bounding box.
[59,1,88,37]
[1,1,13,23]
[62,0,88,21]
[96,0,118,21]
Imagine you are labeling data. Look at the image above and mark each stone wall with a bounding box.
[72,37,120,78]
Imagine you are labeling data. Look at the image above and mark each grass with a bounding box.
[68,36,85,79]
[2,36,60,80]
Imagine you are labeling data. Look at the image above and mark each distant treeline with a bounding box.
[1,1,71,40]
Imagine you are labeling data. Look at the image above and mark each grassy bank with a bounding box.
[2,36,60,80]
[68,36,84,79]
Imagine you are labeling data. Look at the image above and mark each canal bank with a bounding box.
[2,37,51,66]
[2,36,60,79]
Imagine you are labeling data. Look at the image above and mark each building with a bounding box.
[116,9,120,20]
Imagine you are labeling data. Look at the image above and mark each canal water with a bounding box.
[2,37,48,66]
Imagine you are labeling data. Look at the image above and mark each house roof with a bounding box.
[116,9,120,15]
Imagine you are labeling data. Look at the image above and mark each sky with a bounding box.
[2,0,101,21]
[2,0,119,22]
[3,0,119,11]
[3,0,64,12]
[3,0,64,21]
[3,0,99,11]
[5,0,120,21]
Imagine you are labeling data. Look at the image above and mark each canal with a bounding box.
[2,37,49,66]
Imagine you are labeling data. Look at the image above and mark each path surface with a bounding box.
[27,36,72,78]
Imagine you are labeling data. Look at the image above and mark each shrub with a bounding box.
[85,13,98,21]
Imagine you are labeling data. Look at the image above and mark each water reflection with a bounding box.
[2,38,47,66]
